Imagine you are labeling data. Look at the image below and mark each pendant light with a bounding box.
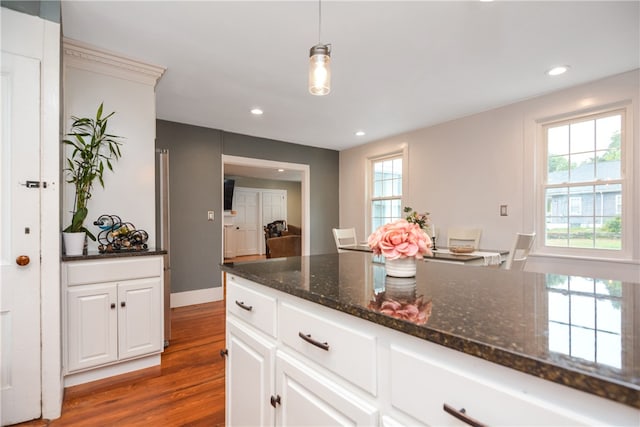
[308,0,331,96]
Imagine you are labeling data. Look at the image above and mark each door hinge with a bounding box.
[21,180,47,189]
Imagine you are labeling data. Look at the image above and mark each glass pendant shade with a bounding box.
[308,44,331,96]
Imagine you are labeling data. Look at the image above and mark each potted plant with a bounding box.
[62,103,123,255]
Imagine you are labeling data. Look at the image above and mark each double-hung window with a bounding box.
[370,154,403,233]
[542,110,625,253]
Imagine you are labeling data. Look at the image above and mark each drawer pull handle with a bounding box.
[298,332,329,351]
[443,403,487,427]
[220,349,228,358]
[235,300,253,311]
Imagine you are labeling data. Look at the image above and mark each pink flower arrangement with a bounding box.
[368,219,433,259]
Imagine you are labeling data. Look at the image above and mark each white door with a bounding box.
[261,190,287,254]
[0,51,42,424]
[233,188,260,256]
[262,190,287,226]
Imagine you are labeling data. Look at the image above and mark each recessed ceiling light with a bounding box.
[547,65,569,76]
[250,108,263,115]
[355,131,366,136]
[277,168,285,172]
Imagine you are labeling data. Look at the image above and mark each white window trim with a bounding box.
[534,104,633,261]
[366,149,407,237]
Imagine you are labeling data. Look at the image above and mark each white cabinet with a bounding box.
[63,256,164,385]
[225,273,639,427]
[224,225,237,259]
[225,274,379,426]
[67,277,161,372]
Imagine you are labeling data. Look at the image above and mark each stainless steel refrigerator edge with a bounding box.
[156,149,171,347]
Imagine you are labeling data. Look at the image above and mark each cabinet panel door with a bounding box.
[226,318,276,427]
[275,351,378,426]
[118,278,163,360]
[67,284,118,372]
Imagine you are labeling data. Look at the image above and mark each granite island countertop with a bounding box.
[221,252,640,409]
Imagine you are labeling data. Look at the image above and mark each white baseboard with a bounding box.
[171,287,223,308]
[64,354,161,387]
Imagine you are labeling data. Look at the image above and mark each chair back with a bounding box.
[447,227,482,249]
[332,228,357,253]
[504,232,536,270]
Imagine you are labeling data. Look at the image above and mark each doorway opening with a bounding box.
[221,155,310,264]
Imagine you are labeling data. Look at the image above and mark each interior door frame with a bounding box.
[221,155,310,259]
[1,6,62,420]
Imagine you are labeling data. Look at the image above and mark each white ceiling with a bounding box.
[61,1,639,152]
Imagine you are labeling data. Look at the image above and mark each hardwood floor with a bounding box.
[13,301,226,427]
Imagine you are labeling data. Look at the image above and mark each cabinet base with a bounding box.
[64,354,161,387]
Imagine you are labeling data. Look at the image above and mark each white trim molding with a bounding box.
[63,37,165,87]
[171,287,223,308]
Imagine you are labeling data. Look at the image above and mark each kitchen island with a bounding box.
[221,252,639,426]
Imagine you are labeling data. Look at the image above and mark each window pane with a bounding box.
[569,152,595,182]
[597,331,621,369]
[570,325,595,362]
[595,153,620,180]
[548,155,569,183]
[571,294,595,329]
[570,119,595,153]
[548,125,569,155]
[548,322,569,354]
[595,115,621,151]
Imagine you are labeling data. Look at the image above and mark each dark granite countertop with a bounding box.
[221,252,640,409]
[62,248,167,262]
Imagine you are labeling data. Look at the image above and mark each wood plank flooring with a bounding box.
[13,301,226,427]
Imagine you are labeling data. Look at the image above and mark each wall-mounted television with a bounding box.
[223,178,235,211]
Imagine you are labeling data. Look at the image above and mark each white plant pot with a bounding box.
[384,257,417,278]
[63,231,86,256]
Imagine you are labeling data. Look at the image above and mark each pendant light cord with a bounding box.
[318,0,322,44]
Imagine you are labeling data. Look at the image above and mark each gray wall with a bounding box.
[157,120,339,293]
[156,120,223,293]
[1,1,60,22]
[227,176,302,227]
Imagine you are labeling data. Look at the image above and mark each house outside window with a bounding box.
[370,154,403,233]
[542,110,625,252]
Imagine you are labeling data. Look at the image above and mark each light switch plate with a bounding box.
[207,211,215,221]
[500,205,508,216]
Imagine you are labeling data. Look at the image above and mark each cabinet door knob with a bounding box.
[220,349,228,358]
[443,403,487,427]
[270,394,281,408]
[110,303,116,309]
[121,301,126,308]
[16,255,30,266]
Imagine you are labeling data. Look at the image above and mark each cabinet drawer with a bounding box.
[65,256,163,286]
[390,345,596,426]
[279,301,377,395]
[226,275,277,338]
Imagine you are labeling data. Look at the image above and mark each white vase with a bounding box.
[385,257,417,277]
[63,231,86,256]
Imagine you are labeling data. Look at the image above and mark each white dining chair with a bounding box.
[332,228,357,253]
[447,227,482,249]
[503,232,536,270]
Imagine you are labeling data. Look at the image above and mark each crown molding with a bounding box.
[63,37,165,87]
